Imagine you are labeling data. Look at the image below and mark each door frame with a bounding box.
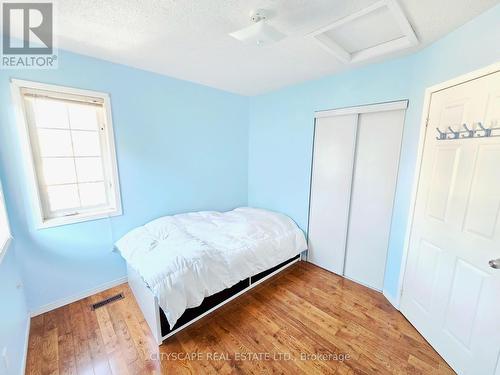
[314,100,408,118]
[395,61,500,308]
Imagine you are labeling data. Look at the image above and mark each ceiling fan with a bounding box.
[229,9,286,46]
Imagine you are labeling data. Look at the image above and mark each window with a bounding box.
[0,179,11,261]
[12,80,122,228]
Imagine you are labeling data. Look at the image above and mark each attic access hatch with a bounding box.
[311,0,418,64]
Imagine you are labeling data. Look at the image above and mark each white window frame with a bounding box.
[11,79,122,229]
[0,178,12,264]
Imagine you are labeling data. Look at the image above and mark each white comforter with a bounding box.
[115,207,307,328]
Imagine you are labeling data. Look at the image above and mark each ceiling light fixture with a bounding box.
[229,10,286,46]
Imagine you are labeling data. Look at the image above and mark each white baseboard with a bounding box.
[383,289,400,310]
[21,316,30,375]
[30,276,127,317]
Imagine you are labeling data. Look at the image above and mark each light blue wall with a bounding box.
[0,245,29,375]
[0,50,249,312]
[248,4,500,301]
[0,173,28,375]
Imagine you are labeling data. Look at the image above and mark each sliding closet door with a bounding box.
[343,109,405,290]
[308,114,358,274]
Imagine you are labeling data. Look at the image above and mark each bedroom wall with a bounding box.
[0,50,249,313]
[0,170,29,374]
[0,245,29,375]
[247,4,500,302]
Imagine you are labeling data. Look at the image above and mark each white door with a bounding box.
[308,114,358,274]
[401,70,500,374]
[344,109,405,290]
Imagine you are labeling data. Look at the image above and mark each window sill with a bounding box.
[37,207,122,229]
[0,236,12,265]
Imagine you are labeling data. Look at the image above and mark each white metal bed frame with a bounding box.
[127,256,302,345]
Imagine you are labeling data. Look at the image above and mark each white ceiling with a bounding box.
[51,0,499,95]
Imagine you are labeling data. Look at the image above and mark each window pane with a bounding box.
[37,129,73,157]
[46,184,80,211]
[75,157,104,182]
[34,98,69,129]
[72,131,101,157]
[41,158,77,185]
[68,104,99,131]
[79,182,107,207]
[19,85,120,225]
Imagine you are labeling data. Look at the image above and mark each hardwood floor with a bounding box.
[26,262,455,374]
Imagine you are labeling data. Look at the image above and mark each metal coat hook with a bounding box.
[448,126,460,139]
[436,127,447,140]
[477,122,492,137]
[462,124,475,138]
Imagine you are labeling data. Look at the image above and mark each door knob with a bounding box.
[489,258,500,269]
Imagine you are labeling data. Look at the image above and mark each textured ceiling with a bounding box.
[47,0,500,95]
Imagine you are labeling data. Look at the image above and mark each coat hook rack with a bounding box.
[435,121,500,141]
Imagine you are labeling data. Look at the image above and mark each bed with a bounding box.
[115,207,307,344]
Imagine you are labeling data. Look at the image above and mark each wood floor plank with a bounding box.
[26,262,455,374]
[27,315,44,375]
[159,336,196,375]
[79,301,112,375]
[57,332,77,375]
[225,292,337,374]
[41,328,59,375]
[68,301,95,375]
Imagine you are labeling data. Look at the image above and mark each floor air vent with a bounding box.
[91,293,124,310]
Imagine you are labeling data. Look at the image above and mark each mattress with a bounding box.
[115,207,307,328]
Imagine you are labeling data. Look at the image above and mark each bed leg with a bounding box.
[153,304,163,346]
